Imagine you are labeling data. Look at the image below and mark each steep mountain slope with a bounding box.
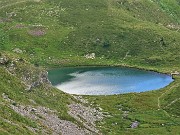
[0,0,180,134]
[0,0,180,68]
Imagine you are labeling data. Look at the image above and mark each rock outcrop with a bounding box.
[0,56,9,65]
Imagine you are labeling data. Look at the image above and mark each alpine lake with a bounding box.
[48,67,173,95]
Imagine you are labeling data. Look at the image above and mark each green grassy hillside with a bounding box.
[0,0,180,134]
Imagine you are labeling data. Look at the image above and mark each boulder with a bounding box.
[13,48,23,54]
[130,121,139,128]
[85,53,95,59]
[0,56,9,65]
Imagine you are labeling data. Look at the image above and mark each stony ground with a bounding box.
[1,54,104,134]
[2,92,104,135]
[69,96,104,134]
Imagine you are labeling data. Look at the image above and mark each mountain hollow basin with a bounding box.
[48,67,174,95]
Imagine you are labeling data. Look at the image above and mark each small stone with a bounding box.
[31,108,37,112]
[13,48,23,53]
[0,57,9,65]
[85,53,95,59]
[130,121,139,128]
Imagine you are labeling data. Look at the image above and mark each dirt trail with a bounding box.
[158,84,179,108]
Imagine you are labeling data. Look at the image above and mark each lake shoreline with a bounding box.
[48,66,174,95]
[47,64,173,78]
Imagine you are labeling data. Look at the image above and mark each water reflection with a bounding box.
[48,67,173,95]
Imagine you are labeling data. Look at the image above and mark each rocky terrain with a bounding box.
[0,53,104,134]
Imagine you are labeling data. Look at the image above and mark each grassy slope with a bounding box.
[86,76,180,135]
[0,53,76,134]
[0,0,180,134]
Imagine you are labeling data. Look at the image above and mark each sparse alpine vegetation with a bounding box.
[0,0,180,134]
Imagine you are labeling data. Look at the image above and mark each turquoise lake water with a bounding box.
[48,67,173,95]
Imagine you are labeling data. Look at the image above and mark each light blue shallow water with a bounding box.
[48,67,174,95]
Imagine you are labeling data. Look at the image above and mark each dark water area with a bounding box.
[48,67,173,95]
